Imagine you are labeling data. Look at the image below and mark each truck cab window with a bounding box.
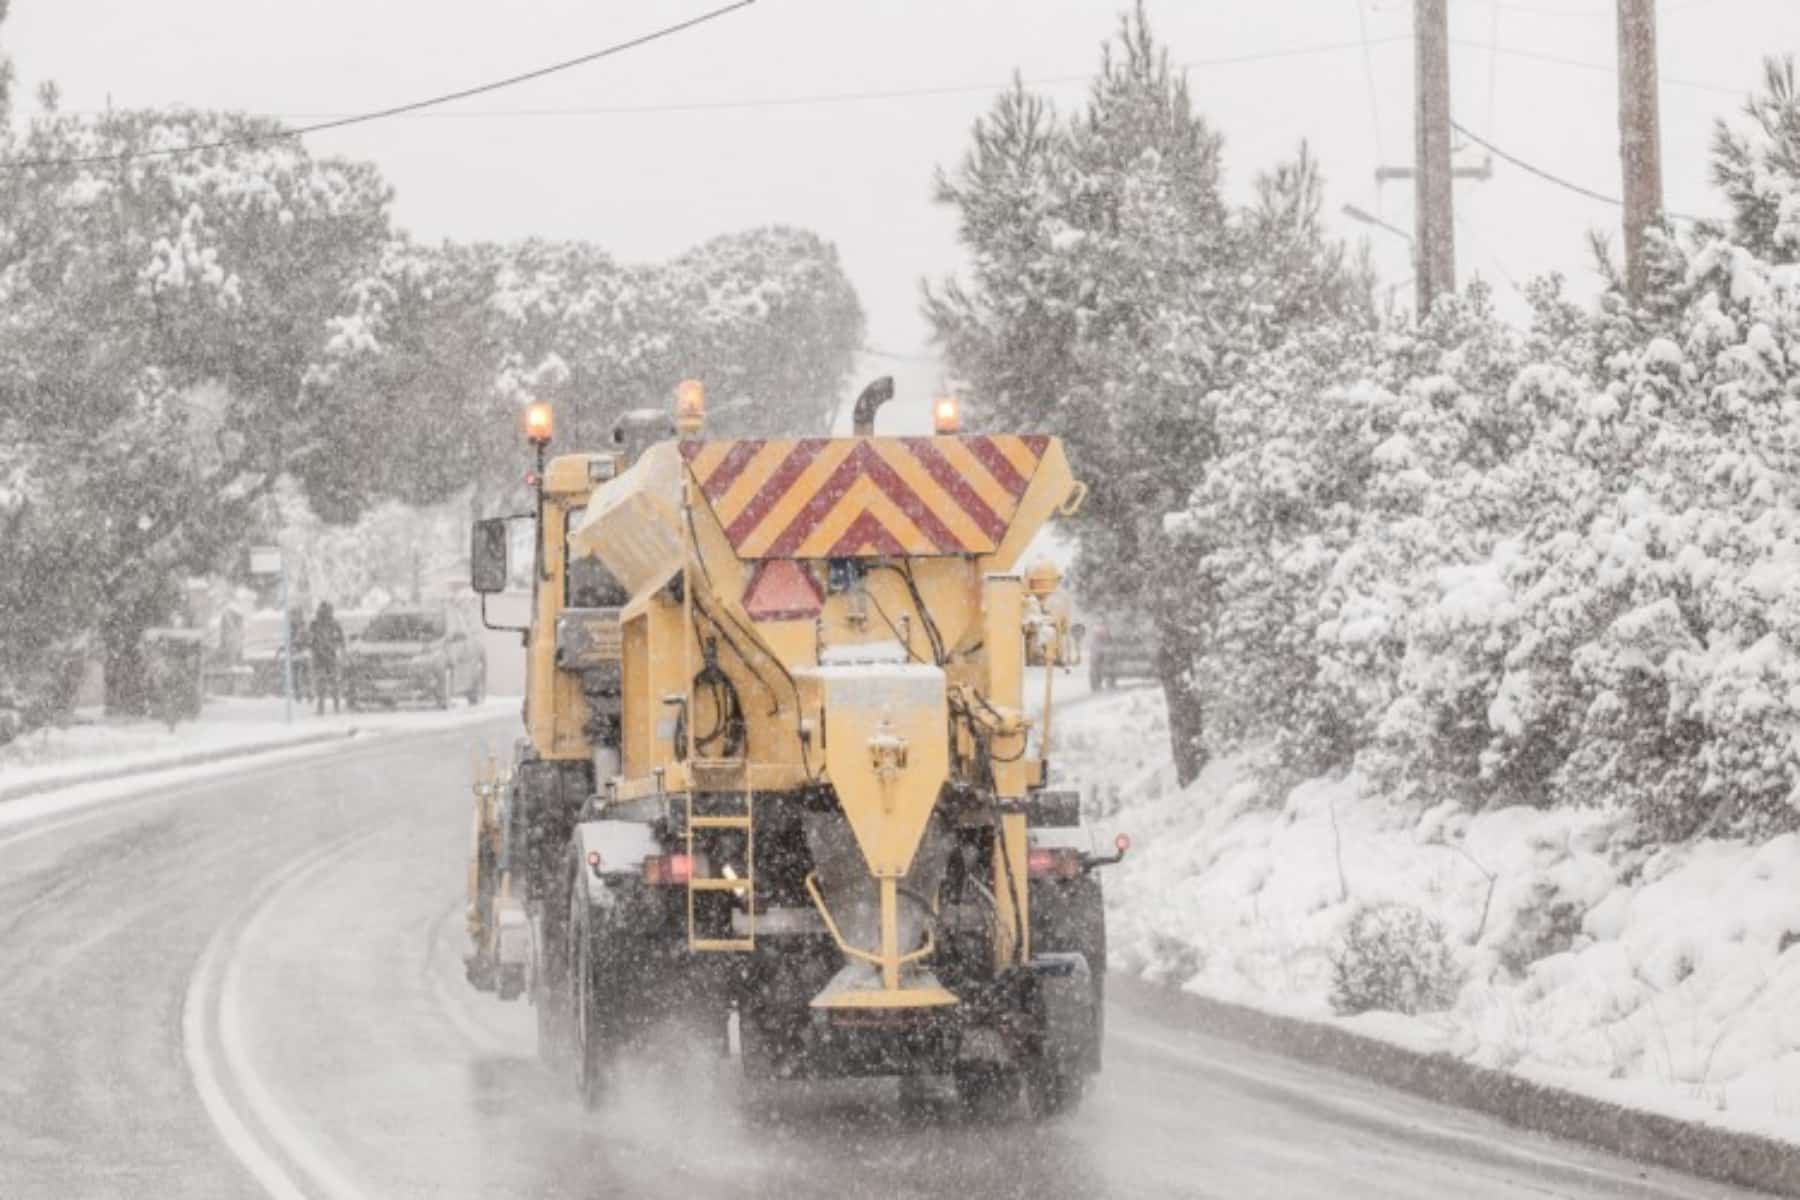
[565,546,627,609]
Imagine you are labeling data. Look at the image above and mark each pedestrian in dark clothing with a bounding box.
[310,601,346,715]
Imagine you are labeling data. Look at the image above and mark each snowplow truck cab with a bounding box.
[465,381,1116,1115]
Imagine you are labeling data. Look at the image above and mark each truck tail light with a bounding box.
[642,853,693,886]
[1027,846,1083,880]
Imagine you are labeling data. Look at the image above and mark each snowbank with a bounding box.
[1106,732,1800,1147]
[0,695,517,801]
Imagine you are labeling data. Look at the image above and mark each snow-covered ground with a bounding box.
[0,695,517,799]
[1056,688,1800,1149]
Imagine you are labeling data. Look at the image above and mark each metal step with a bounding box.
[689,814,752,830]
[686,789,755,952]
[689,876,753,892]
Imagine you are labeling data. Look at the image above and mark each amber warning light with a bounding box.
[675,379,706,436]
[932,394,962,434]
[524,402,554,445]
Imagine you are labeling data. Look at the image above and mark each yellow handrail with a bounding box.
[803,872,936,970]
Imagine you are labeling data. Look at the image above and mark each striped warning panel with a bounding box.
[680,435,1051,559]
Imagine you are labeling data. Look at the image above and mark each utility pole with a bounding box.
[1414,0,1455,315]
[1617,0,1664,303]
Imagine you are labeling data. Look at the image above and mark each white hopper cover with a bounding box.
[568,441,686,602]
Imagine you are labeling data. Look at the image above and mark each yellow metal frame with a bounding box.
[549,427,1086,1006]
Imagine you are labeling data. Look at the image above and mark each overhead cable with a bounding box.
[0,0,756,171]
[1354,0,1387,165]
[1451,119,1707,222]
[1448,38,1738,95]
[48,36,1414,128]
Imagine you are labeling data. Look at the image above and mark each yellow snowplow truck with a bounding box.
[464,379,1125,1115]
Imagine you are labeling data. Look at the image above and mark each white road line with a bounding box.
[182,835,374,1200]
[182,845,343,1200]
[219,843,377,1200]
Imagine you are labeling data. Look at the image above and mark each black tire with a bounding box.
[496,964,525,1002]
[1030,873,1107,1078]
[569,888,616,1109]
[535,955,573,1066]
[1027,1060,1085,1117]
[954,1062,1022,1121]
[534,882,573,1065]
[898,1072,954,1120]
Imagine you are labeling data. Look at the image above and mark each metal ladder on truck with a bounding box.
[685,781,754,952]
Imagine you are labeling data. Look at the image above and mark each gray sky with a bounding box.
[7,0,1796,367]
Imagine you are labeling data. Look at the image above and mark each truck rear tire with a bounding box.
[1030,873,1106,1076]
[534,905,573,1066]
[569,888,621,1109]
[1027,1059,1085,1117]
[954,1062,1022,1121]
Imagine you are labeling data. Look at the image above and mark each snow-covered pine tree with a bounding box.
[927,4,1369,783]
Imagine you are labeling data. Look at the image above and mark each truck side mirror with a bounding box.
[471,519,509,594]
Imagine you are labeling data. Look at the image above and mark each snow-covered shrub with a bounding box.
[1329,901,1463,1016]
[1180,288,1528,788]
[1492,886,1585,978]
[1145,931,1206,987]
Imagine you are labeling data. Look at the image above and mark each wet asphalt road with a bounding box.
[0,718,1772,1200]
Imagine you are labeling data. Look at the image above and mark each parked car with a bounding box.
[345,604,486,710]
[242,609,311,700]
[1088,616,1157,690]
[239,608,373,700]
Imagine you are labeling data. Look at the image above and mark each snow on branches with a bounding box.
[1172,60,1800,842]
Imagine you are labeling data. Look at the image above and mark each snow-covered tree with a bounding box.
[926,3,1371,783]
[1710,55,1800,264]
[344,227,864,521]
[0,110,395,717]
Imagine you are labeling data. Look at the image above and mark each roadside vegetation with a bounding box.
[934,6,1800,1136]
[0,12,863,739]
[932,7,1800,848]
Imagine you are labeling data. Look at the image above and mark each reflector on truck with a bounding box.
[741,559,824,620]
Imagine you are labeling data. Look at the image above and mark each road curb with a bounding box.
[1114,974,1800,1197]
[0,728,359,806]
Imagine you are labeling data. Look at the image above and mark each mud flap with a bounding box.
[493,897,531,999]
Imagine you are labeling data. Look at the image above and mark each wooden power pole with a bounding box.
[1617,0,1664,303]
[1414,0,1455,315]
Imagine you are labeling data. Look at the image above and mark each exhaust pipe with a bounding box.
[851,376,895,436]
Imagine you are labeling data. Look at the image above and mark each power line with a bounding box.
[1354,0,1387,165]
[1450,118,1707,221]
[0,1,756,171]
[49,36,1414,126]
[1456,0,1721,16]
[1483,0,1501,138]
[1448,38,1739,95]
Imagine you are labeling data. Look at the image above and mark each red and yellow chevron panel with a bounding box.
[679,435,1052,559]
